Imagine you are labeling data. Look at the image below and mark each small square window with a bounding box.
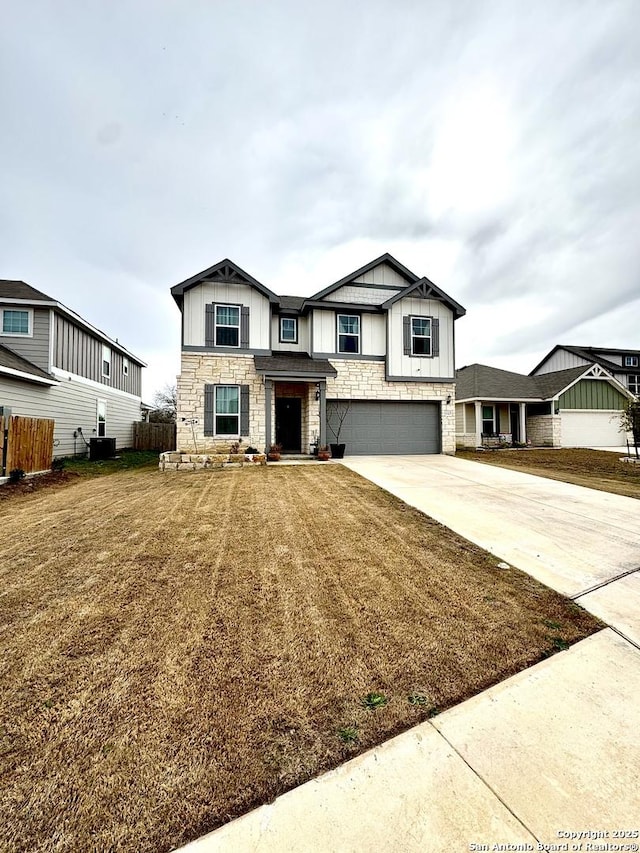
[280,317,297,343]
[2,309,30,335]
[624,355,639,367]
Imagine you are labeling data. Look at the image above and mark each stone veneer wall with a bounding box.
[526,415,561,447]
[176,354,265,453]
[326,360,456,454]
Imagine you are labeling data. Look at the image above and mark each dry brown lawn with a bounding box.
[1,465,601,852]
[458,447,640,499]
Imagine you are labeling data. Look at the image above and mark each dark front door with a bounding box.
[510,404,520,443]
[275,398,302,453]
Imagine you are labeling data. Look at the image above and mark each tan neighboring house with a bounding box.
[171,254,466,455]
[0,280,146,457]
[456,362,634,448]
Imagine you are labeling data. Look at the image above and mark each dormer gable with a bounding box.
[171,259,279,309]
[381,277,466,319]
[308,253,419,306]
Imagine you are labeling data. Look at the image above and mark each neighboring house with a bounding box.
[531,345,640,399]
[456,362,634,448]
[0,280,146,457]
[171,254,466,455]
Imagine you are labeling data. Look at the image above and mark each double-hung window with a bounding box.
[629,375,640,396]
[102,345,111,378]
[97,400,107,437]
[411,317,432,356]
[624,356,639,368]
[215,305,240,347]
[2,308,31,336]
[337,314,360,354]
[280,317,297,343]
[482,405,496,435]
[215,385,239,434]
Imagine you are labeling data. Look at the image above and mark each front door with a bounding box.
[510,404,520,443]
[275,398,302,453]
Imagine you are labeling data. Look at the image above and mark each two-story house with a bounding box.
[171,254,465,456]
[0,280,146,457]
[531,345,640,398]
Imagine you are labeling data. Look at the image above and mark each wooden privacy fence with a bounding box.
[133,421,176,452]
[1,415,55,476]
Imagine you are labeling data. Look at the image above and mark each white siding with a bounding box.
[312,309,336,353]
[361,314,386,356]
[311,310,385,357]
[271,315,310,353]
[0,372,142,457]
[533,350,590,375]
[353,262,410,287]
[324,284,402,305]
[183,283,271,349]
[387,297,455,378]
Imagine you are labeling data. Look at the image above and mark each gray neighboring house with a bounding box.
[171,254,466,455]
[456,362,633,448]
[0,280,146,457]
[531,345,640,398]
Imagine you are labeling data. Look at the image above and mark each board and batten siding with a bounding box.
[387,297,454,379]
[53,314,142,396]
[271,315,310,353]
[183,283,270,350]
[311,309,385,357]
[353,262,410,288]
[0,373,142,458]
[558,379,628,410]
[533,350,590,375]
[0,305,50,371]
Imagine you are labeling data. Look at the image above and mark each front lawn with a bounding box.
[0,465,601,852]
[457,448,640,499]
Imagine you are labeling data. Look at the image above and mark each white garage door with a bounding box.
[560,411,625,447]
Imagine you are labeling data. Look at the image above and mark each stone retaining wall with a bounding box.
[159,450,266,471]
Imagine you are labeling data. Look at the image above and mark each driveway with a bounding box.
[341,454,640,645]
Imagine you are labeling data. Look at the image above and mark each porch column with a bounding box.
[474,401,482,447]
[318,380,327,447]
[264,379,273,452]
[519,402,527,444]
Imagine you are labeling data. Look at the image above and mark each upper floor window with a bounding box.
[215,305,240,347]
[280,317,298,343]
[629,375,640,396]
[411,317,432,356]
[337,314,360,354]
[624,355,639,367]
[123,357,129,376]
[1,308,31,336]
[102,345,111,378]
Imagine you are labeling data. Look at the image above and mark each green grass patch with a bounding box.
[61,450,159,477]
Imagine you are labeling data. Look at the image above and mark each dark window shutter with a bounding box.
[240,385,249,435]
[431,318,440,357]
[205,304,215,347]
[403,316,411,355]
[204,384,215,435]
[240,306,250,349]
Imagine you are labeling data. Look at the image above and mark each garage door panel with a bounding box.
[560,411,626,447]
[327,400,440,455]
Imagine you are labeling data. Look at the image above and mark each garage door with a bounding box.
[326,400,441,455]
[560,411,626,447]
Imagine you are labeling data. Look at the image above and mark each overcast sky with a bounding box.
[1,0,639,399]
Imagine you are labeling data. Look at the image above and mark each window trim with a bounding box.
[629,374,640,395]
[214,384,240,436]
[97,399,107,437]
[279,316,298,344]
[1,307,33,338]
[336,313,360,354]
[101,345,111,378]
[624,355,639,367]
[410,315,432,357]
[214,303,241,349]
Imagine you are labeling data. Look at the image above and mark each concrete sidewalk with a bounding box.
[176,456,640,852]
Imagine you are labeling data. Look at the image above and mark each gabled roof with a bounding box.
[309,253,419,301]
[456,362,632,402]
[381,276,466,318]
[0,343,58,385]
[170,259,279,306]
[529,345,637,376]
[0,280,55,302]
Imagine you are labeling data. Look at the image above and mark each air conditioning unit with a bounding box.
[89,437,116,460]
